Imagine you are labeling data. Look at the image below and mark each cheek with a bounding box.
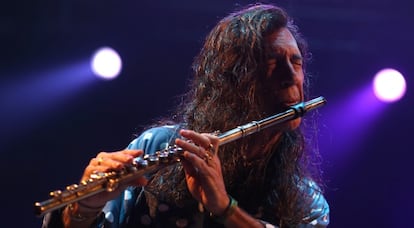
[297,71,305,84]
[297,74,305,95]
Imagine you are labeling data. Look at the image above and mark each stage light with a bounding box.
[373,68,406,103]
[91,47,122,80]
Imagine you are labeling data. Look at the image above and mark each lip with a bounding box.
[283,100,301,106]
[285,101,300,105]
[279,100,301,110]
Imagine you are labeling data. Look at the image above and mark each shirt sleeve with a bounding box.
[259,178,330,228]
[101,125,178,227]
[299,179,330,227]
[126,125,178,154]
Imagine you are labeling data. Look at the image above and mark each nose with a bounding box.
[279,61,296,88]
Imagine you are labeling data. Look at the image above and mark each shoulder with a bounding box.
[127,125,179,155]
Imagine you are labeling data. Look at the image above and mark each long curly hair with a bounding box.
[147,4,322,227]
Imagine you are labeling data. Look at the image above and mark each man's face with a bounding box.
[262,27,305,130]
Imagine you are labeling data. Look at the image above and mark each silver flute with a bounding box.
[34,96,326,216]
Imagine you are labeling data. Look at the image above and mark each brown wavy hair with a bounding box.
[147,4,321,227]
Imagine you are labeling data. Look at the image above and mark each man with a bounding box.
[43,3,329,227]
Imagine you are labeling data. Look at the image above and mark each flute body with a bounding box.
[34,96,326,216]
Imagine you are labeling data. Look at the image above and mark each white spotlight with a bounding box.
[373,68,406,103]
[91,47,122,80]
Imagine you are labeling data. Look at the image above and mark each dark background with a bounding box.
[1,0,413,227]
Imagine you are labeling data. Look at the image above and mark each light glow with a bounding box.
[373,68,406,102]
[91,47,122,80]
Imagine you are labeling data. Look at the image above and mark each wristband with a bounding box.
[210,195,238,224]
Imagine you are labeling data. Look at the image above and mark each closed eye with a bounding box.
[291,55,303,66]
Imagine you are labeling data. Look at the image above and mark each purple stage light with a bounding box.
[372,68,406,103]
[317,85,387,176]
[91,47,122,80]
[0,60,95,147]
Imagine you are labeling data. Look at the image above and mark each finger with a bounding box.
[83,156,132,182]
[91,157,125,170]
[121,149,143,157]
[92,150,143,167]
[175,138,205,158]
[179,130,212,149]
[176,138,216,170]
[181,158,199,177]
[203,134,219,155]
[106,150,142,163]
[81,165,111,182]
[182,151,210,175]
[103,150,143,161]
[179,130,219,157]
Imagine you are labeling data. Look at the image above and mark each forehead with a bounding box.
[267,27,300,55]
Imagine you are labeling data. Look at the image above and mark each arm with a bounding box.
[41,125,178,228]
[175,130,264,227]
[175,130,329,228]
[217,190,329,228]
